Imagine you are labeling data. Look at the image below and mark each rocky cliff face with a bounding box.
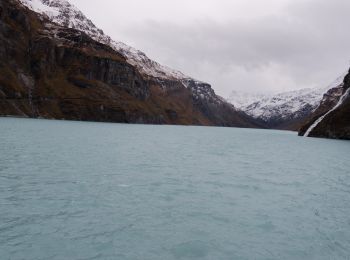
[0,0,258,128]
[299,70,350,139]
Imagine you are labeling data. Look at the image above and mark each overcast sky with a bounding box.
[69,0,350,97]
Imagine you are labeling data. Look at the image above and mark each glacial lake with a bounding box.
[0,118,350,260]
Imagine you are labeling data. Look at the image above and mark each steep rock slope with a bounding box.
[0,0,258,127]
[228,74,346,130]
[299,70,350,139]
[18,0,187,80]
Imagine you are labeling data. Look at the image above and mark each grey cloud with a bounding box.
[115,0,350,96]
[69,0,350,96]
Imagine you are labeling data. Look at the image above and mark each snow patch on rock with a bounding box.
[19,0,191,81]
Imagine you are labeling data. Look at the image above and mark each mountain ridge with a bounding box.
[18,0,196,82]
[0,0,259,128]
[227,73,347,130]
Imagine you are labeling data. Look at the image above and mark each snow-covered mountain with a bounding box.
[18,0,191,81]
[230,88,325,120]
[228,91,267,109]
[227,73,347,129]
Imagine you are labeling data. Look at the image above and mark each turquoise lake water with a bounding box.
[0,118,350,260]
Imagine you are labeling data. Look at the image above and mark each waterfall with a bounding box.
[19,73,37,116]
[304,87,350,137]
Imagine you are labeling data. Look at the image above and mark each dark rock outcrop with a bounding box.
[298,70,350,139]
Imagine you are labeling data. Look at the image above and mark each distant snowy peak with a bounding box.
[19,0,103,36]
[228,88,324,117]
[228,91,267,109]
[257,89,322,120]
[18,0,190,81]
[228,72,348,122]
[245,88,326,120]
